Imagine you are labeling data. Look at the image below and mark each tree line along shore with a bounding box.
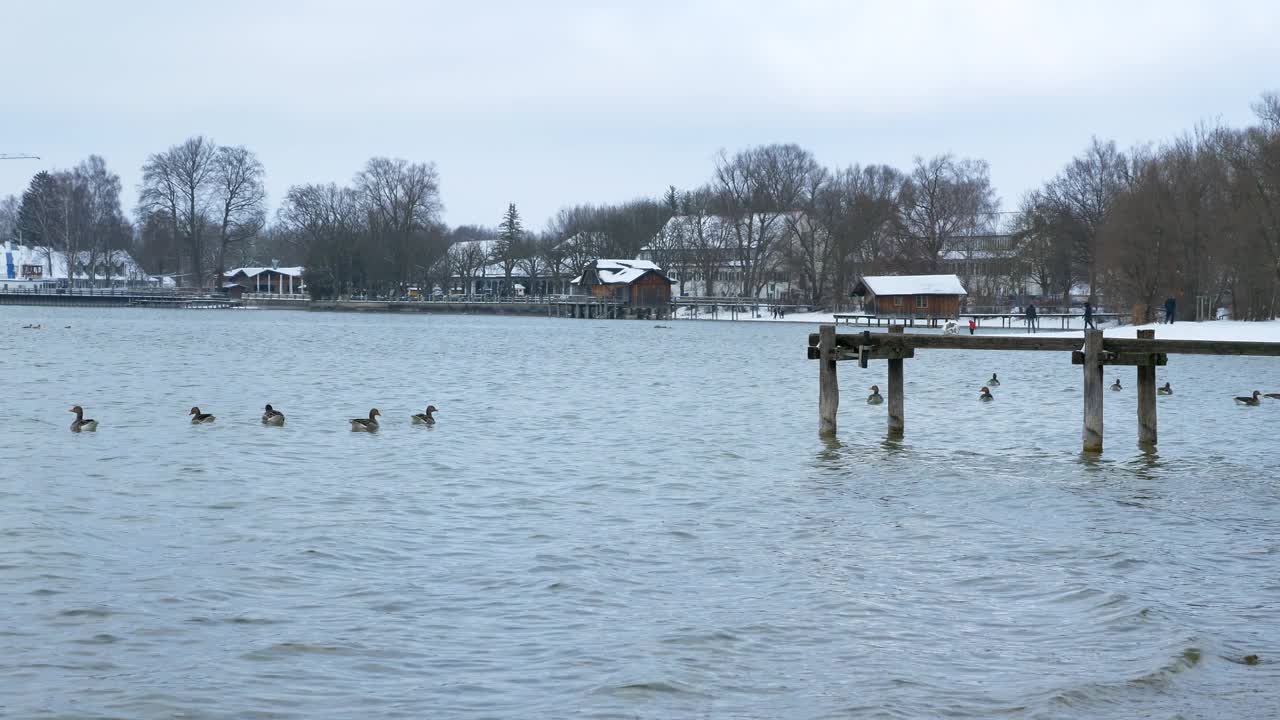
[2,92,1278,322]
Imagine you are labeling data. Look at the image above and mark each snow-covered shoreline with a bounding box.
[693,309,1280,343]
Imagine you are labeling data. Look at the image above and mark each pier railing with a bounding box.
[808,326,1280,452]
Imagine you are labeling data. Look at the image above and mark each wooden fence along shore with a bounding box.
[808,325,1280,452]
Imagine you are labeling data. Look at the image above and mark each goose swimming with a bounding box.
[1235,391,1262,407]
[69,405,98,432]
[411,405,438,425]
[189,406,216,424]
[350,408,380,432]
[867,385,884,405]
[261,404,285,426]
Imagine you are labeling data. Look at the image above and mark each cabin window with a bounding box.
[916,295,928,308]
[893,295,903,306]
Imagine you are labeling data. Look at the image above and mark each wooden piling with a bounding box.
[818,324,839,436]
[1082,328,1104,452]
[887,325,905,437]
[1137,329,1157,446]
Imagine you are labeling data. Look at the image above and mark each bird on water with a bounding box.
[1265,392,1280,400]
[986,373,1000,387]
[1158,382,1173,396]
[979,386,994,402]
[1235,391,1262,406]
[69,405,98,432]
[261,404,285,426]
[411,405,438,425]
[350,408,381,432]
[1111,378,1122,391]
[866,385,884,405]
[189,406,216,424]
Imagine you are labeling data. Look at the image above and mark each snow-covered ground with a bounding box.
[674,306,1280,343]
[1003,319,1280,342]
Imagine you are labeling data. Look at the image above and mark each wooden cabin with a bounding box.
[852,274,967,319]
[572,259,674,308]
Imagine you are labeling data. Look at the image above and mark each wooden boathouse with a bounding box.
[808,325,1280,452]
[570,259,674,318]
[850,274,966,325]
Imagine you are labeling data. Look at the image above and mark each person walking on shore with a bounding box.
[1084,301,1095,330]
[1164,296,1176,324]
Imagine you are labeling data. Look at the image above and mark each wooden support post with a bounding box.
[818,324,839,437]
[1082,328,1104,453]
[887,325,905,437]
[1137,329,1157,446]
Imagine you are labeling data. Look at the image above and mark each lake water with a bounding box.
[3,306,1278,719]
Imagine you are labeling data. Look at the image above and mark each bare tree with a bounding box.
[355,157,444,295]
[896,154,999,273]
[279,182,365,298]
[212,145,267,280]
[140,137,217,287]
[715,144,816,296]
[1041,138,1131,301]
[782,164,830,305]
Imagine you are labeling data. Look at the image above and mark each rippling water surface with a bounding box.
[3,307,1278,718]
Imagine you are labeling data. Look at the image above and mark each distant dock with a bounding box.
[0,288,238,309]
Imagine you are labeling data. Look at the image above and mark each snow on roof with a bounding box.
[857,275,967,296]
[570,259,669,286]
[225,266,304,278]
[2,241,150,281]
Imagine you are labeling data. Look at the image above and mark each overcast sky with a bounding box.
[3,0,1278,229]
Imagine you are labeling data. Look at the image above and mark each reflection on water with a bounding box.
[2,306,1278,719]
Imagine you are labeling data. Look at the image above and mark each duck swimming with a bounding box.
[979,386,994,402]
[1158,382,1172,396]
[261,404,285,426]
[867,385,884,405]
[1110,378,1122,391]
[411,405,438,425]
[350,408,380,432]
[986,373,1000,387]
[69,405,98,432]
[189,406,216,424]
[1265,393,1280,400]
[1235,390,1262,406]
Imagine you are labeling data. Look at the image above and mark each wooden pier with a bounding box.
[808,326,1280,451]
[0,289,239,309]
[833,311,1127,330]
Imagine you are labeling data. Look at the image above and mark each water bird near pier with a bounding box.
[350,408,380,432]
[411,405,438,425]
[1235,391,1262,406]
[1158,382,1173,395]
[1111,378,1122,391]
[866,385,883,405]
[189,406,216,424]
[68,405,97,432]
[261,404,285,426]
[979,386,994,402]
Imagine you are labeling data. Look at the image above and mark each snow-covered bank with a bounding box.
[677,307,1280,343]
[993,320,1280,342]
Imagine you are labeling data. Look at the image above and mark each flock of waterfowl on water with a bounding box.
[65,404,438,433]
[861,372,1280,407]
